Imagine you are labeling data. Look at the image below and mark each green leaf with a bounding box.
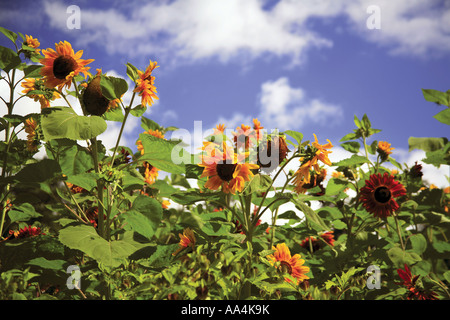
[293,197,329,231]
[422,89,449,106]
[126,62,139,82]
[284,130,303,146]
[58,225,139,268]
[12,159,61,183]
[353,115,362,129]
[433,108,450,125]
[123,195,163,240]
[340,141,361,154]
[185,164,204,179]
[408,233,427,255]
[340,132,360,142]
[99,75,128,101]
[45,139,95,176]
[26,257,66,271]
[443,270,450,283]
[408,137,448,152]
[422,142,450,168]
[0,26,18,44]
[41,107,107,141]
[23,64,42,78]
[139,133,186,174]
[102,106,124,122]
[141,116,162,131]
[388,157,402,170]
[361,114,371,130]
[332,219,347,230]
[130,104,147,117]
[66,172,100,192]
[8,203,42,223]
[387,247,421,267]
[333,155,369,167]
[0,45,21,72]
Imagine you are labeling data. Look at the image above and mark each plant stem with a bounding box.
[394,213,405,250]
[110,94,135,166]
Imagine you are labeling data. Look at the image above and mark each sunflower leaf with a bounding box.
[41,107,107,141]
[139,133,186,174]
[99,75,128,101]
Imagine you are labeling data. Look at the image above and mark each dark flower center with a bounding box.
[374,186,391,204]
[216,163,237,182]
[53,56,77,79]
[280,261,293,274]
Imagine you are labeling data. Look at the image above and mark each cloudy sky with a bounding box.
[1,0,449,187]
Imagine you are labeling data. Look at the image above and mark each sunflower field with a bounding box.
[0,26,449,302]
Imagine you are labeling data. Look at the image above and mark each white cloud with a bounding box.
[344,0,450,57]
[38,0,450,67]
[41,0,334,66]
[259,77,343,130]
[216,77,343,132]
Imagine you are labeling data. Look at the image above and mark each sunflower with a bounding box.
[252,118,264,142]
[40,41,94,90]
[143,161,159,185]
[172,228,196,256]
[397,264,438,300]
[311,133,333,166]
[292,134,333,193]
[24,117,39,152]
[24,35,40,50]
[134,60,159,107]
[293,167,327,195]
[233,124,255,150]
[199,143,259,194]
[9,225,43,239]
[257,134,289,173]
[377,141,394,161]
[267,243,310,284]
[360,172,407,218]
[21,78,60,109]
[23,35,41,57]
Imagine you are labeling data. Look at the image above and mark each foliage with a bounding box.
[0,27,449,300]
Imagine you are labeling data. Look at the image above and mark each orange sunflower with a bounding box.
[292,134,333,194]
[360,172,407,218]
[134,60,159,107]
[199,143,259,194]
[143,161,159,185]
[172,228,196,256]
[21,78,60,109]
[377,141,394,161]
[24,117,39,152]
[40,41,94,90]
[23,35,41,57]
[267,243,310,284]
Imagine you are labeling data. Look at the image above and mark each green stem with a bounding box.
[269,172,294,248]
[91,137,105,238]
[0,185,11,239]
[394,213,405,250]
[110,93,135,166]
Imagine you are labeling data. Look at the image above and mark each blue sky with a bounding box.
[1,0,449,186]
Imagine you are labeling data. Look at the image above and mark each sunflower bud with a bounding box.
[83,75,110,116]
[257,135,289,173]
